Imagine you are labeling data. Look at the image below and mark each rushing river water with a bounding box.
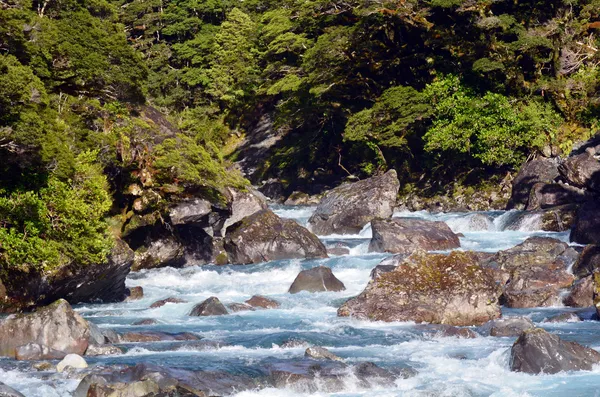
[2,206,599,397]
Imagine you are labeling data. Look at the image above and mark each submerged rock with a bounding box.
[119,332,200,342]
[289,266,346,294]
[0,299,90,359]
[224,209,328,264]
[338,251,501,326]
[150,297,187,308]
[308,170,399,235]
[487,317,535,337]
[305,346,343,361]
[125,286,144,301]
[132,319,158,325]
[189,297,228,316]
[85,344,124,356]
[227,303,255,312]
[544,312,582,323]
[431,325,478,339]
[245,295,280,309]
[510,328,600,374]
[368,218,460,254]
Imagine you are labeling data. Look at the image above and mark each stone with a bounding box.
[526,183,585,210]
[220,187,268,236]
[284,191,321,206]
[150,297,187,308]
[563,276,594,307]
[488,317,535,337]
[326,246,350,256]
[353,362,397,388]
[368,218,461,254]
[0,300,90,359]
[507,158,559,210]
[0,382,25,397]
[119,331,200,342]
[15,343,66,360]
[510,328,600,374]
[280,339,310,348]
[125,286,144,301]
[305,346,343,361]
[56,354,88,372]
[339,251,501,326]
[572,245,600,277]
[227,303,255,312]
[33,361,54,371]
[544,312,582,323]
[558,152,600,190]
[370,264,398,280]
[189,297,229,316]
[132,189,162,213]
[432,325,478,339]
[245,295,280,309]
[289,266,346,294]
[169,198,212,225]
[223,209,328,265]
[571,201,600,245]
[85,344,124,356]
[308,170,399,235]
[132,237,184,271]
[132,319,158,325]
[539,204,579,232]
[267,359,347,393]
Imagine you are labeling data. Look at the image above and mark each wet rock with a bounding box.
[305,346,343,361]
[33,361,54,371]
[559,152,600,190]
[353,362,398,387]
[280,339,310,348]
[526,183,585,210]
[125,286,144,301]
[572,245,600,278]
[132,319,158,325]
[15,343,65,360]
[227,303,255,313]
[169,198,212,225]
[150,297,187,308]
[564,276,594,307]
[510,328,600,374]
[132,237,185,271]
[544,312,582,323]
[0,382,25,397]
[224,209,328,264]
[245,295,280,309]
[327,246,350,256]
[463,213,494,231]
[507,158,560,210]
[370,264,397,280]
[339,251,501,326]
[368,218,460,254]
[284,191,321,206]
[220,188,268,236]
[488,317,534,337]
[0,299,90,359]
[289,266,346,294]
[432,325,478,339]
[85,344,124,356]
[539,204,579,232]
[258,178,285,202]
[57,354,88,372]
[571,201,600,245]
[119,332,200,342]
[487,237,576,308]
[308,170,399,235]
[189,297,228,316]
[267,359,347,393]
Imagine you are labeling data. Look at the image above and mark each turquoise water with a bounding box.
[2,207,598,397]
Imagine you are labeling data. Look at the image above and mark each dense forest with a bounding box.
[1,0,599,271]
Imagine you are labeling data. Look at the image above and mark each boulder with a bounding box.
[572,245,600,278]
[507,158,559,210]
[0,383,25,397]
[430,325,478,339]
[370,264,397,280]
[284,191,321,206]
[308,170,399,235]
[150,297,187,309]
[189,297,228,316]
[132,237,184,271]
[15,343,66,360]
[326,246,350,256]
[125,286,144,301]
[0,299,90,359]
[544,312,582,323]
[220,188,268,236]
[486,237,576,308]
[488,317,534,337]
[305,346,343,361]
[132,189,162,213]
[245,295,280,309]
[558,152,600,190]
[169,198,212,225]
[85,344,124,356]
[132,319,158,325]
[267,359,347,393]
[539,204,579,232]
[510,328,600,374]
[368,218,460,254]
[563,276,594,307]
[57,354,88,372]
[119,332,200,343]
[571,201,600,244]
[289,266,346,294]
[227,303,255,312]
[526,183,585,210]
[338,251,501,326]
[223,209,327,265]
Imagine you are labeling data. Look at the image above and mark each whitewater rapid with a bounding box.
[2,206,598,397]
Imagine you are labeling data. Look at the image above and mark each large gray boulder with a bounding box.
[169,198,212,225]
[368,218,460,254]
[0,299,90,359]
[507,158,559,210]
[338,251,501,326]
[132,236,184,271]
[487,317,535,337]
[224,209,327,265]
[510,328,600,374]
[572,245,600,278]
[563,276,594,307]
[189,297,229,316]
[571,201,600,245]
[308,170,399,235]
[220,187,268,236]
[526,183,586,210]
[558,152,600,191]
[288,266,346,294]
